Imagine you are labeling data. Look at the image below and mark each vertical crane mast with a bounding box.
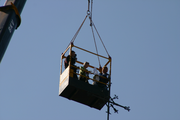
[0,0,26,63]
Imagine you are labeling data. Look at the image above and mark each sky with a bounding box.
[0,0,180,120]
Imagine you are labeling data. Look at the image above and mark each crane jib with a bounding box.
[0,0,26,63]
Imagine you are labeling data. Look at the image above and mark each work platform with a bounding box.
[59,66,109,110]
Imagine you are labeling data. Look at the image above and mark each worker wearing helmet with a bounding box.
[79,62,90,83]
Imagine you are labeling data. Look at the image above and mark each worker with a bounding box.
[64,50,77,78]
[79,62,90,83]
[94,66,110,91]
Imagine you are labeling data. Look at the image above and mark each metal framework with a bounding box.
[60,43,112,86]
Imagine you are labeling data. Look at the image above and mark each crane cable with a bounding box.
[92,21,110,58]
[71,15,88,43]
[89,0,110,67]
[91,24,101,67]
[66,15,88,50]
[66,0,110,67]
[89,0,110,57]
[88,0,101,67]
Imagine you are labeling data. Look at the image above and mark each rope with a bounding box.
[65,0,109,66]
[88,0,109,66]
[66,15,88,50]
[71,15,88,43]
[88,0,90,13]
[89,0,101,67]
[89,0,93,26]
[91,0,93,21]
[92,21,110,57]
[89,0,109,58]
[91,26,101,67]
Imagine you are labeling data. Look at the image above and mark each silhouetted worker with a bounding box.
[64,50,77,78]
[79,62,89,83]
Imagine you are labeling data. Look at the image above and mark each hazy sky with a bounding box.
[0,0,180,120]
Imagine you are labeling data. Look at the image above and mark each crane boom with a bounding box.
[0,0,26,63]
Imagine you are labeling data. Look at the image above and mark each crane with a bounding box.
[0,0,26,63]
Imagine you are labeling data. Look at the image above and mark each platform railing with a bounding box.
[60,43,111,88]
[70,64,109,86]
